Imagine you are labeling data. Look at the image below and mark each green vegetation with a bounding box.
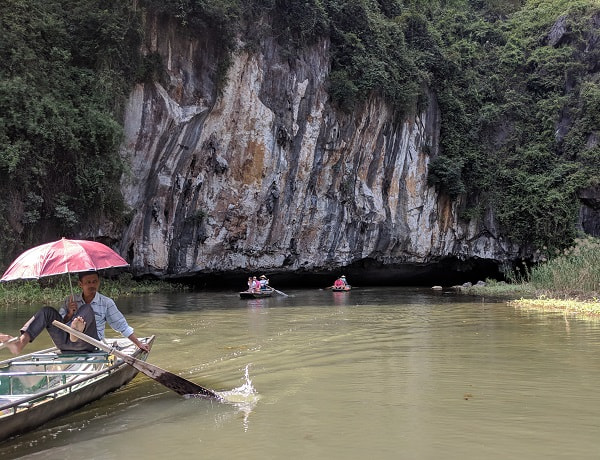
[1,0,600,272]
[509,296,600,317]
[0,0,144,265]
[428,0,600,251]
[463,279,537,298]
[467,236,600,316]
[526,236,600,295]
[0,273,187,306]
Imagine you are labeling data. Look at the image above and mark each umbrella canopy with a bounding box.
[1,237,129,282]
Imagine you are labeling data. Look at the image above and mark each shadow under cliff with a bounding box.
[158,257,505,291]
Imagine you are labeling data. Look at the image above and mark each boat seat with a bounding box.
[0,393,43,403]
[1,370,99,377]
[0,395,34,402]
[25,351,111,365]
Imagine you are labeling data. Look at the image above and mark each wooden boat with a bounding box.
[0,335,154,442]
[239,289,274,299]
[332,285,351,292]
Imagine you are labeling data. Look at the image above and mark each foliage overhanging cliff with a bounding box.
[1,0,599,274]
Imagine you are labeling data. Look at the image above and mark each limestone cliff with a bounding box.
[118,14,520,283]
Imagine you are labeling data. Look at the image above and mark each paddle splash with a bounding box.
[184,364,260,430]
[184,364,259,403]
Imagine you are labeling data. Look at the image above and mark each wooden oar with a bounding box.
[52,320,219,399]
[271,287,288,297]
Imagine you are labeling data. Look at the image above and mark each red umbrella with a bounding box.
[1,237,129,282]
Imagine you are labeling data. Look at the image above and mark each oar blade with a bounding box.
[116,351,218,397]
[155,370,218,397]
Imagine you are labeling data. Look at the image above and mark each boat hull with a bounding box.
[240,290,273,299]
[0,336,154,442]
[332,286,351,292]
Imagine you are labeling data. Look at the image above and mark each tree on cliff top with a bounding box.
[0,0,143,263]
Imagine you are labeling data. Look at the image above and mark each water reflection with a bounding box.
[245,298,267,309]
[331,291,350,306]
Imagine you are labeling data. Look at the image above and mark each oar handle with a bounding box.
[52,320,122,357]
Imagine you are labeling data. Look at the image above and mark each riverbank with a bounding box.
[463,279,600,319]
[509,296,600,317]
[0,274,187,306]
[460,236,600,319]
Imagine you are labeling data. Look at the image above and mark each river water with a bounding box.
[1,287,599,459]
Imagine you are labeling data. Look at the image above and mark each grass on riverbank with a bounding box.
[509,296,600,317]
[467,281,600,318]
[463,279,537,298]
[0,273,187,306]
[465,236,600,318]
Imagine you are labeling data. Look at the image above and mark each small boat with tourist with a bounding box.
[240,274,278,298]
[329,275,351,291]
[0,335,154,442]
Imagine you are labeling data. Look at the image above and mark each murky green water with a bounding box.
[1,287,600,459]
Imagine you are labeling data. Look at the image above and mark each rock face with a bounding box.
[118,15,521,282]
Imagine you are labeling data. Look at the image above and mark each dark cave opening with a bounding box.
[159,256,506,291]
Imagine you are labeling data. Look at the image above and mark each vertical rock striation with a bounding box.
[119,15,519,280]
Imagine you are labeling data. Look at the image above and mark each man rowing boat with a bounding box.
[0,271,149,354]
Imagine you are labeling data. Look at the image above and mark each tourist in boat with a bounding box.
[331,275,350,290]
[0,271,149,355]
[247,276,254,291]
[252,276,261,292]
[333,277,346,289]
[259,275,270,291]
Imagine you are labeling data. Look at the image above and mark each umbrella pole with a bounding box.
[67,273,75,299]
